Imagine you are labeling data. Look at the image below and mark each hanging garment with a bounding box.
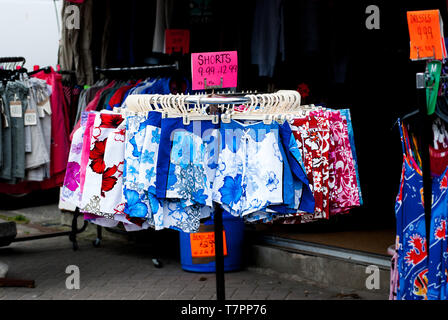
[81,111,150,232]
[62,84,81,130]
[271,120,315,213]
[339,109,363,206]
[278,109,360,224]
[71,80,116,140]
[213,120,290,217]
[153,117,216,232]
[99,122,126,216]
[290,112,331,220]
[60,112,89,208]
[156,118,218,206]
[123,112,150,220]
[229,119,315,224]
[135,111,162,223]
[25,78,52,181]
[0,81,29,182]
[390,250,399,300]
[59,97,361,232]
[327,110,360,215]
[152,0,174,53]
[251,0,285,77]
[80,112,124,217]
[32,69,71,177]
[107,82,138,110]
[123,112,210,232]
[79,112,97,198]
[395,120,448,300]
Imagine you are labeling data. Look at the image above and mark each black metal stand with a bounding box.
[213,202,226,301]
[93,225,102,247]
[12,208,88,251]
[417,85,433,244]
[210,101,226,301]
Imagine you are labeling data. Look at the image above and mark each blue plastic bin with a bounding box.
[179,211,245,272]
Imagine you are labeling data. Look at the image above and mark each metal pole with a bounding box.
[12,231,72,242]
[213,202,226,301]
[416,72,432,243]
[211,102,225,301]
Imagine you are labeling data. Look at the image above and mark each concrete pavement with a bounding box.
[0,204,386,300]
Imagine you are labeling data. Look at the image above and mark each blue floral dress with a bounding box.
[396,120,448,300]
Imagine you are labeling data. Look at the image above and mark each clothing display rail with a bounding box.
[59,82,362,300]
[94,62,179,74]
[0,56,26,67]
[59,63,191,267]
[119,90,361,300]
[126,92,259,301]
[11,209,87,250]
[0,56,90,255]
[170,92,297,300]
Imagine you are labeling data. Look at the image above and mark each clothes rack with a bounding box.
[0,57,102,288]
[94,63,181,85]
[65,88,361,300]
[94,62,179,76]
[0,56,26,67]
[0,208,88,251]
[0,57,28,85]
[27,67,52,76]
[0,58,90,251]
[64,64,189,267]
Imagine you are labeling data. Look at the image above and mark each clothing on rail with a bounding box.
[394,118,448,300]
[59,103,362,233]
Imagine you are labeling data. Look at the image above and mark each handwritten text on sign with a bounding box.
[191,51,238,90]
[190,231,228,258]
[407,10,446,60]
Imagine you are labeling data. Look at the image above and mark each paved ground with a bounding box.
[0,204,385,300]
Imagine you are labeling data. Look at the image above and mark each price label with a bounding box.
[191,51,238,90]
[38,98,52,116]
[190,231,228,258]
[10,101,22,118]
[24,110,37,126]
[407,9,447,60]
[165,29,190,55]
[37,106,45,118]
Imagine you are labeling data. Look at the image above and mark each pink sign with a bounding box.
[191,51,238,90]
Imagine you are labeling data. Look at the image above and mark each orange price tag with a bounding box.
[407,10,446,60]
[190,231,227,258]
